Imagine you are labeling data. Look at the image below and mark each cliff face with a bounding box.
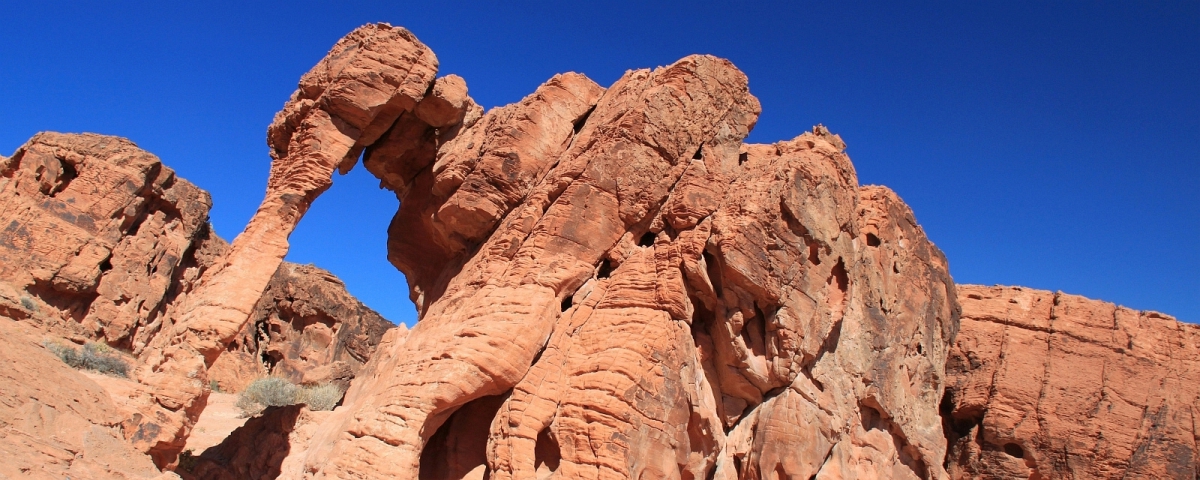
[0,132,395,469]
[0,132,212,352]
[257,24,959,480]
[944,285,1199,479]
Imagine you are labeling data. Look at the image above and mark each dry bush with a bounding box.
[236,377,298,417]
[297,383,342,411]
[236,377,345,417]
[44,340,128,377]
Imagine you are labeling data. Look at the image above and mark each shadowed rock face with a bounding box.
[944,285,1200,479]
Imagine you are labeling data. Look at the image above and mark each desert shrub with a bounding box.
[297,383,342,411]
[44,340,128,377]
[209,379,222,393]
[236,377,344,417]
[236,376,298,416]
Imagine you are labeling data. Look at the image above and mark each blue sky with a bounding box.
[2,1,1196,325]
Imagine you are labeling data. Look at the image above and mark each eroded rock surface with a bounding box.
[0,317,176,480]
[944,285,1200,479]
[209,263,398,393]
[278,28,959,476]
[0,131,396,470]
[0,132,212,352]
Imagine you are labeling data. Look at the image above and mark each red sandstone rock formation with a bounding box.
[208,263,398,393]
[7,21,1199,480]
[0,317,175,479]
[0,130,396,469]
[944,285,1200,479]
[0,132,212,352]
[273,26,958,477]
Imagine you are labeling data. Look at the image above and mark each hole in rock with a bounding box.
[99,259,113,272]
[260,350,281,371]
[831,259,848,293]
[808,242,821,266]
[597,259,613,279]
[572,105,595,134]
[48,158,79,197]
[702,250,724,294]
[419,393,509,480]
[866,233,881,247]
[1003,443,1024,459]
[534,426,561,477]
[693,146,704,160]
[738,152,748,165]
[126,213,146,236]
[741,304,768,358]
[560,295,573,312]
[638,232,656,247]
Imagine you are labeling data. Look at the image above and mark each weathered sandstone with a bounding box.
[0,132,212,352]
[275,26,959,476]
[0,130,395,469]
[0,317,175,480]
[7,20,1199,480]
[208,263,398,393]
[944,285,1200,479]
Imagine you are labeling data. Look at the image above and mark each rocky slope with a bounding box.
[944,285,1199,479]
[0,132,396,470]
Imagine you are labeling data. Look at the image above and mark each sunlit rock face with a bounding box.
[269,24,958,480]
[0,131,396,469]
[944,285,1200,480]
[11,20,1198,480]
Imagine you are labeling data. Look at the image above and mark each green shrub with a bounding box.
[44,340,128,377]
[236,377,344,417]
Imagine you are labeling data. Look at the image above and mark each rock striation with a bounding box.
[268,25,958,480]
[0,131,395,469]
[208,263,398,393]
[944,285,1200,479]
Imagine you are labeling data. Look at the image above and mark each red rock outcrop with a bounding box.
[208,263,398,393]
[0,130,396,469]
[273,25,959,477]
[0,132,212,352]
[944,285,1200,479]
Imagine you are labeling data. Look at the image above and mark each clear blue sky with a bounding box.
[2,2,1196,325]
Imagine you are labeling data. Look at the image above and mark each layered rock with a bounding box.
[277,29,959,476]
[208,263,398,393]
[944,285,1200,479]
[0,130,396,469]
[0,132,212,352]
[170,23,441,363]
